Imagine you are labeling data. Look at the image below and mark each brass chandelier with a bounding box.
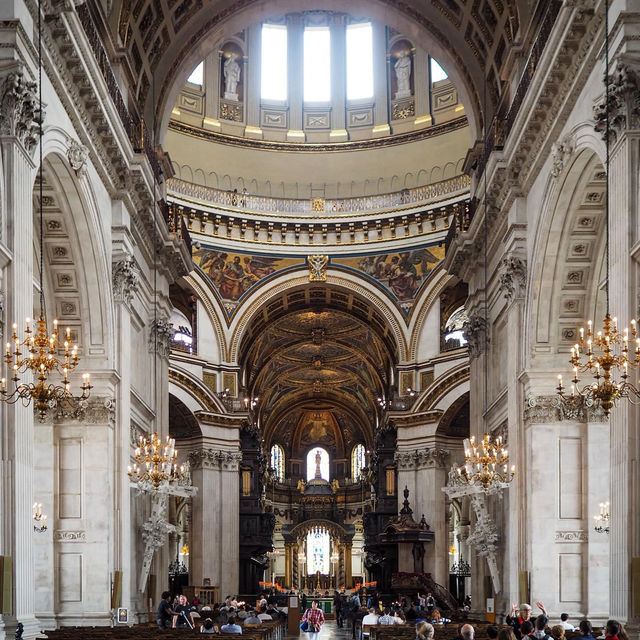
[456,434,515,490]
[0,0,91,420]
[556,0,639,417]
[128,433,186,489]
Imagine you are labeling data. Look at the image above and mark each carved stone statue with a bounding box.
[394,51,412,99]
[224,52,241,101]
[314,449,322,478]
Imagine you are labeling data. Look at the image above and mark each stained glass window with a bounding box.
[352,443,366,480]
[270,444,285,481]
[307,527,330,574]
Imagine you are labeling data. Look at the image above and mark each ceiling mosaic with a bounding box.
[193,242,445,319]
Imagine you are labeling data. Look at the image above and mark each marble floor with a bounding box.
[285,621,354,639]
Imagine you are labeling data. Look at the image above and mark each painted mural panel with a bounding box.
[193,247,305,313]
[333,245,445,312]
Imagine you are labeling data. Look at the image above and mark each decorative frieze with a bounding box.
[48,396,116,425]
[524,394,608,424]
[498,255,527,302]
[462,314,489,359]
[113,255,140,305]
[0,71,40,155]
[395,447,450,471]
[188,448,243,471]
[55,530,86,542]
[555,530,587,543]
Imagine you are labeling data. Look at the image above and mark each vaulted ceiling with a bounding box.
[100,0,542,138]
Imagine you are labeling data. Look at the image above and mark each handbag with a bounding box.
[300,621,309,632]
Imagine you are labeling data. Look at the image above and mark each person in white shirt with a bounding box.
[257,605,273,621]
[378,608,395,625]
[559,614,576,631]
[362,607,379,627]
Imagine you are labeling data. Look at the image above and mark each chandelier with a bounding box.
[557,0,637,417]
[456,434,515,490]
[594,501,610,534]
[556,316,640,416]
[0,0,92,420]
[451,558,471,577]
[128,433,186,489]
[1,319,92,420]
[33,502,47,533]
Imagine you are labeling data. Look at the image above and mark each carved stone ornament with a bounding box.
[188,448,242,471]
[524,394,607,424]
[467,492,501,593]
[67,139,88,176]
[47,396,116,425]
[308,255,329,282]
[498,255,527,302]
[551,135,575,178]
[149,319,174,359]
[0,71,41,155]
[462,314,489,359]
[54,530,86,542]
[139,492,175,590]
[113,255,140,305]
[555,530,588,543]
[594,62,640,143]
[395,448,450,471]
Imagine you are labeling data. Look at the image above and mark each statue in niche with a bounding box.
[394,51,412,99]
[224,52,241,101]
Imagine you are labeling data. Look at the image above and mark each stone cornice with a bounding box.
[193,411,245,428]
[389,410,443,428]
[395,447,450,471]
[188,448,242,471]
[524,394,608,424]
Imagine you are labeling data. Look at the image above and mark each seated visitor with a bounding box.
[362,607,379,626]
[520,622,534,637]
[576,620,597,640]
[605,620,629,640]
[532,615,551,640]
[257,605,273,621]
[406,604,418,621]
[461,624,475,640]
[416,621,435,640]
[157,591,176,629]
[393,608,406,624]
[378,608,396,625]
[244,610,261,626]
[560,614,576,632]
[551,626,565,640]
[236,605,248,620]
[220,615,242,634]
[498,630,516,640]
[487,626,499,640]
[200,618,219,634]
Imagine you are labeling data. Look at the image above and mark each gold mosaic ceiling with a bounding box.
[105,0,538,134]
[242,307,392,447]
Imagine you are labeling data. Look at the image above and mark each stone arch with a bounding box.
[38,139,113,364]
[284,519,353,544]
[527,147,606,366]
[228,268,409,363]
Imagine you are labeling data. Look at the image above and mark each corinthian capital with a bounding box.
[594,62,640,143]
[113,255,140,306]
[462,314,489,359]
[498,255,527,302]
[0,71,41,155]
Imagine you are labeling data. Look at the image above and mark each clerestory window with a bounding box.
[346,22,373,100]
[261,24,288,100]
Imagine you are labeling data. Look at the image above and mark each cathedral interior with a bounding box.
[0,0,637,637]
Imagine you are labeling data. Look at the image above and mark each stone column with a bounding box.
[413,47,430,120]
[601,54,640,624]
[203,50,221,125]
[112,249,140,613]
[286,14,304,139]
[395,447,449,585]
[189,448,242,598]
[344,543,352,588]
[0,68,40,640]
[284,542,292,588]
[371,21,389,132]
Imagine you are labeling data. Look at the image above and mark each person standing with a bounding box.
[301,600,325,639]
[156,591,176,629]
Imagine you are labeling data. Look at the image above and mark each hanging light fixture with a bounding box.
[0,0,92,420]
[456,434,515,490]
[456,57,515,492]
[593,501,610,534]
[557,0,640,417]
[127,433,186,489]
[33,502,47,533]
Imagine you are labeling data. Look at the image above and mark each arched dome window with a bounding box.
[352,443,366,480]
[306,447,330,481]
[270,444,285,481]
[444,305,468,349]
[169,307,193,352]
